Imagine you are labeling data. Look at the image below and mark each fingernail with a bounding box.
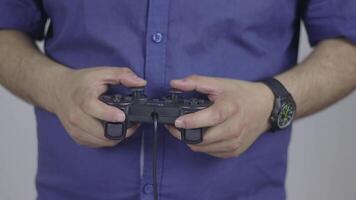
[128,73,138,79]
[175,78,187,83]
[116,113,126,122]
[133,75,146,83]
[130,74,139,79]
[175,118,185,128]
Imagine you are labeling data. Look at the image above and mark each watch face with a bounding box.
[277,102,296,129]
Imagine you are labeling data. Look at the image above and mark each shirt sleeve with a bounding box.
[302,0,356,46]
[0,0,47,40]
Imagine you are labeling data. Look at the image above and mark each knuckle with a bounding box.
[227,144,237,152]
[231,140,241,151]
[212,154,224,159]
[73,137,86,146]
[120,67,132,74]
[213,154,231,159]
[189,145,200,152]
[83,72,96,82]
[187,75,200,81]
[105,111,121,123]
[86,143,101,148]
[230,129,241,138]
[65,123,75,134]
[80,99,92,111]
[220,155,231,159]
[232,123,246,138]
[106,141,120,147]
[231,101,241,115]
[99,141,116,147]
[182,118,193,128]
[68,110,80,126]
[232,151,241,158]
[213,109,225,123]
[224,152,237,159]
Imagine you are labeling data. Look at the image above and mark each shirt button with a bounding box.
[152,32,163,43]
[143,184,154,194]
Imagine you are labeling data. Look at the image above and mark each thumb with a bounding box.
[170,75,219,95]
[96,67,147,87]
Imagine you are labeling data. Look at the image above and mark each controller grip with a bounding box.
[181,128,203,144]
[104,122,127,140]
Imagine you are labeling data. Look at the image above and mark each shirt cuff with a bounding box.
[304,16,356,46]
[0,3,46,40]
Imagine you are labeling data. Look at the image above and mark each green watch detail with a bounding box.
[262,78,296,131]
[277,102,296,129]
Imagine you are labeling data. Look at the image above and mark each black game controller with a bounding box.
[99,87,212,144]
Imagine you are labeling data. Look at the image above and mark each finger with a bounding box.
[116,72,147,88]
[68,109,116,141]
[205,129,261,159]
[81,98,126,122]
[76,111,140,141]
[187,138,242,154]
[175,100,232,129]
[95,67,146,87]
[78,133,120,148]
[170,75,220,95]
[168,117,242,146]
[68,125,120,148]
[125,124,140,138]
[198,118,244,145]
[165,125,181,140]
[207,152,238,159]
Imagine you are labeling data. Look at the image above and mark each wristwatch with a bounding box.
[262,78,296,131]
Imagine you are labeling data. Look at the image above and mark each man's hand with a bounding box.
[52,67,146,148]
[166,75,274,158]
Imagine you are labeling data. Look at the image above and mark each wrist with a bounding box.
[45,64,73,114]
[260,78,297,130]
[253,82,274,132]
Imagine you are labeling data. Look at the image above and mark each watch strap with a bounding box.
[262,78,290,98]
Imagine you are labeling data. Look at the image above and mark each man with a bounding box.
[0,0,355,199]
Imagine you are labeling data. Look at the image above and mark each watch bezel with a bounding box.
[270,96,296,130]
[276,100,296,129]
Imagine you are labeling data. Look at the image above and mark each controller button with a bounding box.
[124,96,132,101]
[131,87,146,99]
[183,129,203,144]
[131,87,145,92]
[100,95,111,101]
[112,95,121,103]
[169,89,182,101]
[105,123,125,140]
[183,99,190,105]
[169,89,182,94]
[198,99,205,105]
[191,98,198,105]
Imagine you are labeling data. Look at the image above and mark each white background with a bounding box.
[0,26,355,200]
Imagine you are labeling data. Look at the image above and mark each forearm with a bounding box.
[276,39,356,118]
[0,30,70,113]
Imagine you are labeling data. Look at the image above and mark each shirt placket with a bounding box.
[143,0,170,93]
[140,0,170,200]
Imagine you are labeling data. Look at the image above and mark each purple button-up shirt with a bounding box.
[1,1,355,199]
